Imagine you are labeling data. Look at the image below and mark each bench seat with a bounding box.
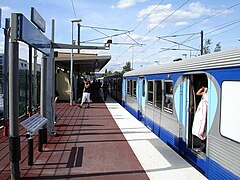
[21,113,48,136]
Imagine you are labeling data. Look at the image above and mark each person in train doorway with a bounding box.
[102,81,108,101]
[79,78,91,108]
[192,81,208,153]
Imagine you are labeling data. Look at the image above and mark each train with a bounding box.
[107,48,240,179]
[103,74,122,104]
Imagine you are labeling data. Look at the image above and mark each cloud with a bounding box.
[112,0,148,9]
[1,6,11,12]
[137,2,218,29]
[175,21,188,26]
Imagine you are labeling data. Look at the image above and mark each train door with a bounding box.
[186,73,208,155]
[138,77,146,122]
[122,78,126,107]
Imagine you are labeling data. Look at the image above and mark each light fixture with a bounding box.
[105,39,112,50]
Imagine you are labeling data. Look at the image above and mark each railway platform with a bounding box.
[0,95,206,180]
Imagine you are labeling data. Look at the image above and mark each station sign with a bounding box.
[30,7,46,32]
[16,13,50,55]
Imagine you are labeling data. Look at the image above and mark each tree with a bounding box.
[214,42,221,52]
[113,71,121,75]
[203,38,221,54]
[203,38,212,54]
[121,61,132,74]
[103,69,113,76]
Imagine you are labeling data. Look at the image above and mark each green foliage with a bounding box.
[203,38,221,54]
[214,42,221,52]
[203,39,212,54]
[121,61,132,74]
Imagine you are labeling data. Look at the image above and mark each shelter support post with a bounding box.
[9,13,20,180]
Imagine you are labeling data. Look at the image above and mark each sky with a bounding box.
[1,0,240,72]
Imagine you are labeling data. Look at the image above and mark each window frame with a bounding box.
[220,80,240,143]
[127,80,130,95]
[163,80,174,114]
[147,80,154,105]
[154,80,163,109]
[132,80,137,98]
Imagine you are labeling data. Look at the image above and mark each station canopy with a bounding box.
[54,52,111,73]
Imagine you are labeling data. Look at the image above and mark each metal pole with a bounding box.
[33,49,38,108]
[38,128,43,152]
[200,30,203,55]
[70,22,74,105]
[41,54,48,143]
[9,13,20,180]
[40,55,47,117]
[77,23,80,54]
[28,137,33,166]
[28,45,32,116]
[3,18,10,137]
[52,19,56,132]
[25,69,28,117]
[131,46,134,70]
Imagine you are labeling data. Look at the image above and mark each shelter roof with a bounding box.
[54,52,111,73]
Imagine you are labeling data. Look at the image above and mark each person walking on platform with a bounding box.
[102,81,108,101]
[79,78,91,108]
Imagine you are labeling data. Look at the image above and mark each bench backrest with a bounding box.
[20,113,48,135]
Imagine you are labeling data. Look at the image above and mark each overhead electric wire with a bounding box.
[139,2,240,61]
[172,2,240,34]
[140,0,191,41]
[131,0,191,59]
[115,0,191,63]
[70,0,77,18]
[183,18,240,43]
[133,0,165,31]
[81,30,133,43]
[81,25,130,32]
[113,0,165,57]
[209,25,240,39]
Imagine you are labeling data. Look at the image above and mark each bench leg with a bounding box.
[28,138,33,166]
[38,129,43,152]
[43,126,48,144]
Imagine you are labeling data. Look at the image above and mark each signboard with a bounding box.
[17,13,50,55]
[30,7,46,32]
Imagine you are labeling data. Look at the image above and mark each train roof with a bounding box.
[123,48,240,77]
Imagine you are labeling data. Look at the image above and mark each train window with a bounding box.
[127,80,133,96]
[163,81,173,113]
[220,81,240,143]
[148,81,153,105]
[155,80,162,109]
[132,80,136,98]
[142,79,145,97]
[127,80,130,95]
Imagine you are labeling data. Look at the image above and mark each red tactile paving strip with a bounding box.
[0,102,149,180]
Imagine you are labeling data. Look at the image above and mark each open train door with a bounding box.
[178,75,191,153]
[137,77,146,123]
[179,73,208,173]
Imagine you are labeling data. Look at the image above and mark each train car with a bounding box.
[103,74,123,104]
[122,48,240,179]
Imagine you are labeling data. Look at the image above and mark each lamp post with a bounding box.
[70,19,82,105]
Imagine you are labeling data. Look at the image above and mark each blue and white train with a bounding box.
[122,48,240,179]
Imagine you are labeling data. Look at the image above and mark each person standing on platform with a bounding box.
[102,81,109,101]
[79,78,91,108]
